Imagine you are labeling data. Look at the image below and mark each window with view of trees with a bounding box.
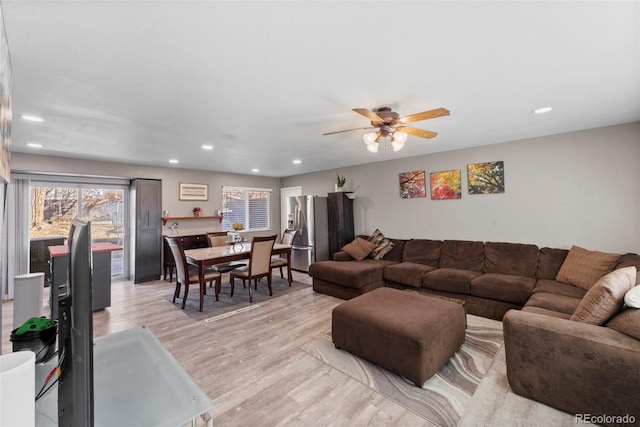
[222,186,271,232]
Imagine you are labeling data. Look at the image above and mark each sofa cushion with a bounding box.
[616,253,640,285]
[308,259,395,289]
[439,240,484,271]
[536,247,569,280]
[368,229,395,260]
[333,250,353,261]
[471,273,535,305]
[422,268,480,294]
[384,262,436,288]
[402,239,441,267]
[570,266,636,325]
[521,306,572,320]
[625,285,640,308]
[484,242,539,277]
[524,292,582,315]
[555,245,619,290]
[341,237,376,261]
[531,279,587,299]
[381,238,407,263]
[606,307,640,340]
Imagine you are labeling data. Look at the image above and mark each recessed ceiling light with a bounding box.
[21,115,44,122]
[251,168,259,173]
[169,159,179,164]
[533,107,553,114]
[27,143,43,148]
[293,159,301,164]
[202,144,213,150]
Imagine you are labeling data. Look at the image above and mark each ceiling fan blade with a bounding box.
[353,108,384,122]
[323,126,375,136]
[399,108,450,124]
[397,126,438,139]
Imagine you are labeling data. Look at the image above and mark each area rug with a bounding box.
[163,275,310,321]
[299,314,503,426]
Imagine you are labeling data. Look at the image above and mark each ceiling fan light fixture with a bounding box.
[392,131,408,144]
[363,132,378,144]
[365,141,379,153]
[391,140,405,152]
[389,131,407,152]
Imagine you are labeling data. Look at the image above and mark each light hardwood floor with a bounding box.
[2,272,584,426]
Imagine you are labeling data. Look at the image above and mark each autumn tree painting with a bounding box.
[430,169,462,200]
[467,161,505,194]
[399,170,426,199]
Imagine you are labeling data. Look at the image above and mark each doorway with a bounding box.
[29,182,128,280]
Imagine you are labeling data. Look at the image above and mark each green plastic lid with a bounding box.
[14,317,57,335]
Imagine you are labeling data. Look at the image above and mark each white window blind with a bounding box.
[222,186,272,231]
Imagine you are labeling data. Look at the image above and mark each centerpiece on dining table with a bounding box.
[228,222,244,243]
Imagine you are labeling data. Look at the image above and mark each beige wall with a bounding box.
[282,122,640,254]
[11,153,282,238]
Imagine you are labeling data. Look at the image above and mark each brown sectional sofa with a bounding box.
[309,237,640,424]
[310,237,610,320]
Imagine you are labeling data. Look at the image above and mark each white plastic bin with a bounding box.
[13,272,45,330]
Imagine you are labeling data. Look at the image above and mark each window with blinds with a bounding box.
[222,186,272,231]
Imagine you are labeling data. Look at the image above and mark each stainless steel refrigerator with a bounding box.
[286,195,329,272]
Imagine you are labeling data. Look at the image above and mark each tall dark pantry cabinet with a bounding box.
[327,192,355,256]
[131,179,162,283]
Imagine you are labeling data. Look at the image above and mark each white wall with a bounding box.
[11,154,283,238]
[282,123,640,254]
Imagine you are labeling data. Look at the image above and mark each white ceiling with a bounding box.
[2,1,639,178]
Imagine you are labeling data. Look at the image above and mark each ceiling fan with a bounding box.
[323,106,450,152]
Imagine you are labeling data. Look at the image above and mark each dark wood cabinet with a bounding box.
[132,179,162,283]
[328,192,354,256]
[162,233,209,282]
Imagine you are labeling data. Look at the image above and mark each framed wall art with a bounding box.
[467,161,505,194]
[430,169,461,200]
[179,182,208,201]
[399,170,426,199]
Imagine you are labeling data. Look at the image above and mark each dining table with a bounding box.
[184,242,292,311]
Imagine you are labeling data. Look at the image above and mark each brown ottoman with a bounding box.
[332,287,466,387]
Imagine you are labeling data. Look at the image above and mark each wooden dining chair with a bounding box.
[270,229,297,286]
[230,235,277,303]
[165,237,221,309]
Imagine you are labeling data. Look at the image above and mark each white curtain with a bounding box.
[0,182,6,300]
[3,178,30,300]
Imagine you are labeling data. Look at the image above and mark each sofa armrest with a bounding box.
[333,251,353,261]
[503,310,640,422]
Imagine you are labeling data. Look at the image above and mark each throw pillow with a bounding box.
[605,307,640,340]
[341,237,376,261]
[570,266,636,325]
[368,229,394,260]
[624,285,640,308]
[555,245,620,290]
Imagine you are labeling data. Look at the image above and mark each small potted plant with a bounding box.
[336,173,347,192]
[192,207,202,217]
